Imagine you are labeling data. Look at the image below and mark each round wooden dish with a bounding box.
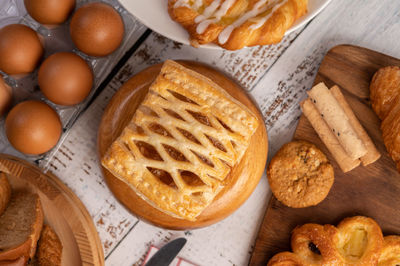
[0,154,104,266]
[98,61,268,229]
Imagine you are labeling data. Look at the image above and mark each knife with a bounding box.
[145,238,187,266]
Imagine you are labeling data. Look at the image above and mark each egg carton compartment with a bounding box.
[0,0,146,170]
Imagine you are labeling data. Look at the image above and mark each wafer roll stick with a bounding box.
[307,83,367,160]
[330,85,381,165]
[301,99,361,172]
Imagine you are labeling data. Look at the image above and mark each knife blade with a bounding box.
[145,238,187,266]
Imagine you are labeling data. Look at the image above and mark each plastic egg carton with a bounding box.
[0,0,145,170]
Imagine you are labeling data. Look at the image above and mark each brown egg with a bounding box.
[0,24,43,75]
[38,52,93,106]
[0,76,12,116]
[70,2,124,57]
[5,100,62,155]
[24,0,76,25]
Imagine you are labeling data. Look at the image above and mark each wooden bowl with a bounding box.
[98,61,268,229]
[0,154,104,266]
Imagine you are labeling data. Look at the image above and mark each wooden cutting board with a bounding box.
[0,154,104,266]
[98,61,268,230]
[249,45,400,265]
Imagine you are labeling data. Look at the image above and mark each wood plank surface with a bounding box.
[249,45,400,265]
[0,155,104,266]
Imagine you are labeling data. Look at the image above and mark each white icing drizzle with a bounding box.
[181,0,288,41]
[218,25,234,44]
[218,0,268,44]
[174,0,189,8]
[174,0,203,9]
[204,0,222,17]
[192,0,204,9]
[197,19,217,34]
[249,0,287,29]
[218,0,286,44]
[195,0,221,24]
[213,0,236,20]
[194,15,205,24]
[195,0,236,34]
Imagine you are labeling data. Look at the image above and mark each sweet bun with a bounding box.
[168,0,308,50]
[268,216,387,266]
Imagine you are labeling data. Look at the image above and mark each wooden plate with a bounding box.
[0,154,104,266]
[249,45,400,265]
[97,61,268,229]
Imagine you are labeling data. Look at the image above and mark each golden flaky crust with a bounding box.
[370,66,400,120]
[267,140,334,208]
[0,173,11,217]
[267,252,305,266]
[370,66,400,173]
[168,0,308,50]
[378,235,400,265]
[102,60,259,221]
[331,216,383,265]
[291,224,335,265]
[381,100,400,162]
[268,216,386,266]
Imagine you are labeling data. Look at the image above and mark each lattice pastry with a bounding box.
[102,60,259,221]
[168,0,308,50]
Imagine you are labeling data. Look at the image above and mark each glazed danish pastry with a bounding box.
[168,0,308,50]
[102,60,259,221]
[268,216,390,266]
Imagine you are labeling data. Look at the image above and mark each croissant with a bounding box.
[267,216,400,266]
[370,66,400,172]
[168,0,308,50]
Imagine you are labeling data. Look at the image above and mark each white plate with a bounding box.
[119,0,332,49]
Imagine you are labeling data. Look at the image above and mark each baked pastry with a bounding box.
[370,66,400,172]
[268,216,386,266]
[370,66,400,120]
[168,0,308,50]
[102,60,259,221]
[0,172,11,216]
[378,235,400,265]
[267,140,334,208]
[34,225,63,266]
[0,192,43,262]
[381,101,400,162]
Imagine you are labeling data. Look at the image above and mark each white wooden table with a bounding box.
[5,0,400,265]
